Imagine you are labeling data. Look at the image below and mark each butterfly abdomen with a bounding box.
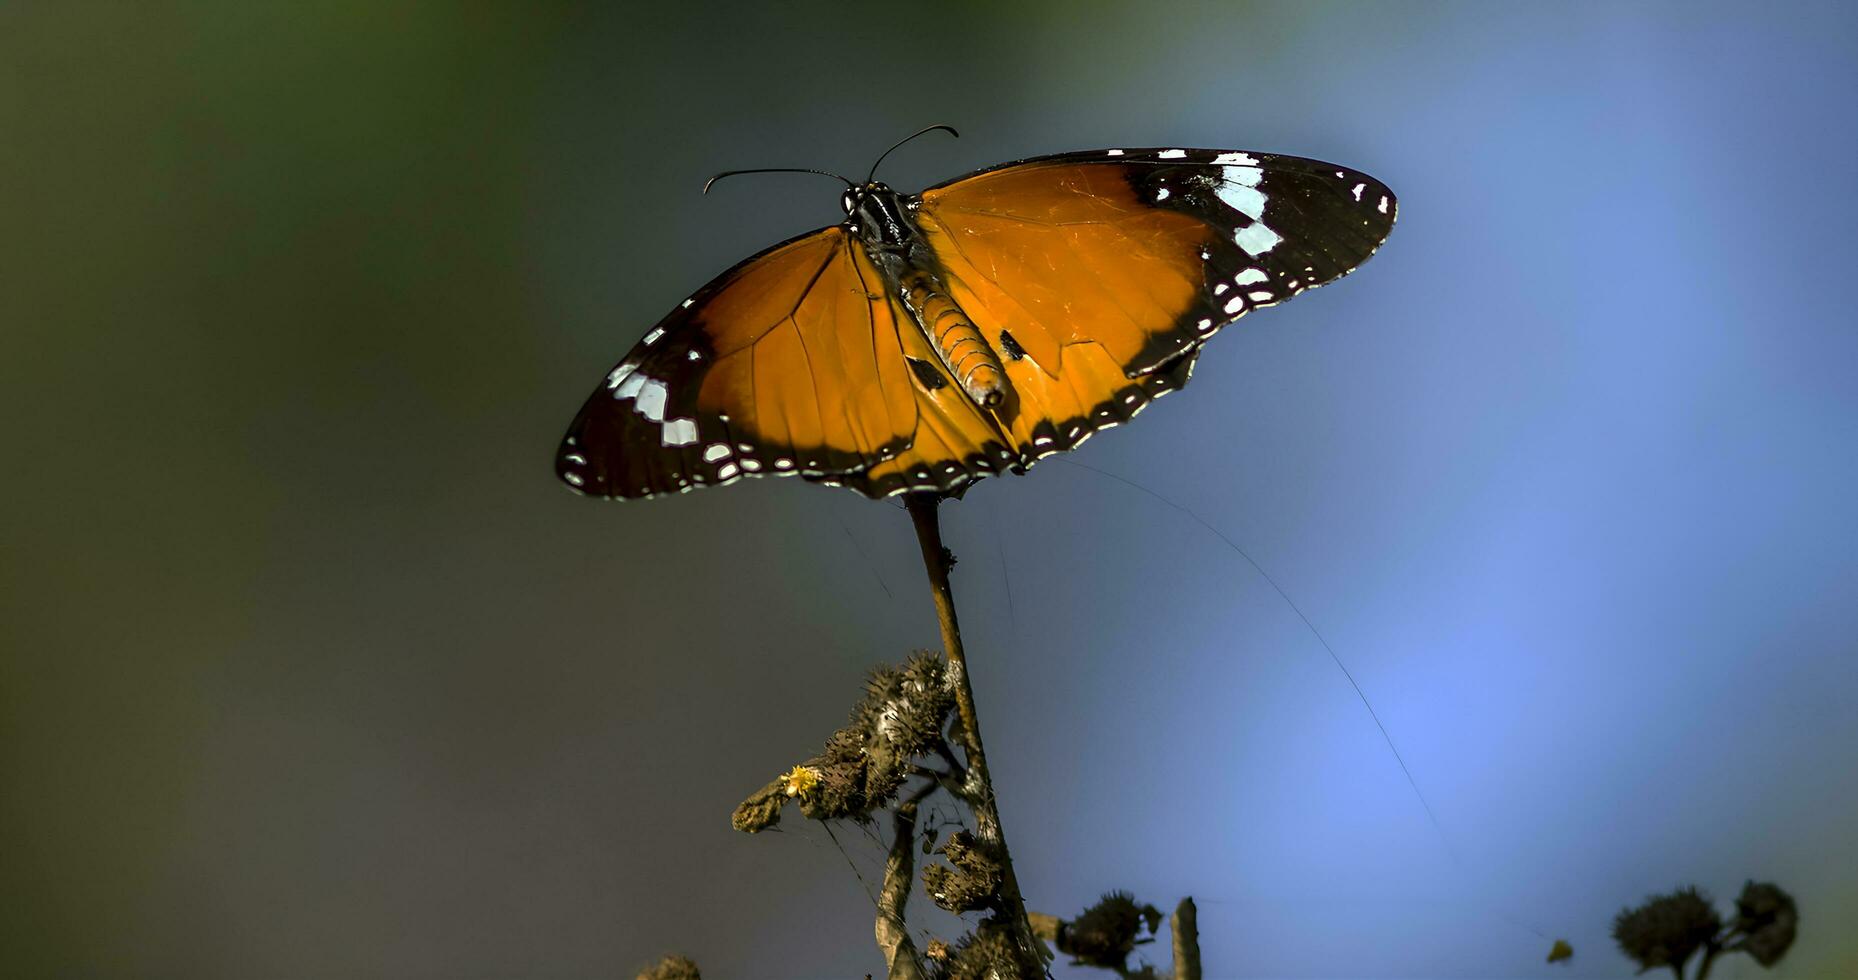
[897,267,1006,407]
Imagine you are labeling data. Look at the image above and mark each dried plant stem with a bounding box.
[877,784,937,980]
[904,492,1045,972]
[1170,897,1201,980]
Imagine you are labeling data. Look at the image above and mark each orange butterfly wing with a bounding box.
[857,148,1397,494]
[557,227,922,498]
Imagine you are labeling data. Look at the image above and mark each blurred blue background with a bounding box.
[4,2,1855,977]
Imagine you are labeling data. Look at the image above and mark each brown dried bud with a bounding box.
[633,953,700,980]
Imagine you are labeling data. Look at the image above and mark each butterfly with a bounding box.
[556,129,1396,500]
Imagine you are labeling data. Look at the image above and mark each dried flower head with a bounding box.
[1065,891,1161,969]
[732,652,958,832]
[1612,885,1721,974]
[852,652,958,762]
[1731,880,1798,967]
[781,764,821,797]
[928,919,1039,980]
[922,830,1004,913]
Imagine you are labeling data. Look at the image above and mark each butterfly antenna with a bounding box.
[702,167,855,194]
[866,124,960,183]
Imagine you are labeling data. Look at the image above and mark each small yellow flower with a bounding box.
[781,765,821,798]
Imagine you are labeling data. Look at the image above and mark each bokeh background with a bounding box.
[5,2,1855,977]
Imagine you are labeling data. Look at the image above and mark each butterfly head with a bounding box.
[842,182,917,251]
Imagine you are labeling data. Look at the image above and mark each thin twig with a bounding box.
[878,781,939,980]
[904,492,1048,974]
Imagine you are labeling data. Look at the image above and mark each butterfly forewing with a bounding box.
[557,227,920,498]
[908,148,1397,480]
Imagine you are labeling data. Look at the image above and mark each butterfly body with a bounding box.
[845,181,1009,407]
[558,147,1396,500]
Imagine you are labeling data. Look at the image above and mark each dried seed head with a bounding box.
[1732,880,1798,967]
[1066,891,1162,968]
[929,919,1038,980]
[922,830,1004,913]
[1611,886,1721,974]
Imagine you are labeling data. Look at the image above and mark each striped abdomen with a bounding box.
[897,267,1007,407]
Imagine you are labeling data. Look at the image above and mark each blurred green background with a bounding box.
[5,2,1855,977]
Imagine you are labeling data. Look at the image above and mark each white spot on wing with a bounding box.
[681,299,694,309]
[1223,295,1245,314]
[1234,268,1269,285]
[1248,290,1273,302]
[563,471,584,487]
[1221,165,1264,186]
[1213,282,1229,296]
[613,371,646,400]
[1215,181,1266,219]
[716,462,739,480]
[635,379,668,421]
[661,417,698,446]
[703,443,731,463]
[1158,148,1186,159]
[1234,222,1282,256]
[1218,170,1263,221]
[642,327,664,345]
[606,363,636,389]
[1351,182,1365,201]
[1378,195,1390,214]
[1106,149,1125,156]
[1213,151,1258,165]
[1155,187,1170,201]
